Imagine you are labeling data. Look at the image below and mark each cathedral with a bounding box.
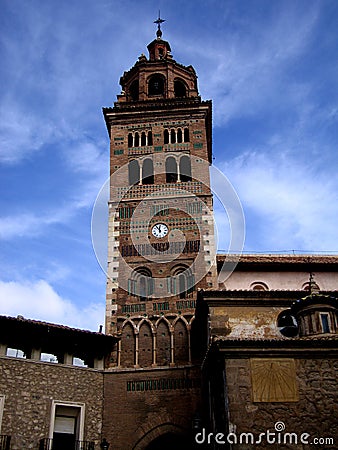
[0,19,337,450]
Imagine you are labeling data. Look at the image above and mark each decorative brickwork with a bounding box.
[103,26,217,372]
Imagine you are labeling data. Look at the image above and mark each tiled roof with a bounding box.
[217,253,338,265]
[0,314,110,338]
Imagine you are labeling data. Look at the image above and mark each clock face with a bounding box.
[151,223,168,239]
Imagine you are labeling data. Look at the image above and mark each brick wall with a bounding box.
[103,367,201,449]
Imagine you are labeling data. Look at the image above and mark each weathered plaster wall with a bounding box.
[209,305,286,339]
[223,271,338,291]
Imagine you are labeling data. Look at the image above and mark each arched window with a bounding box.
[178,274,187,299]
[174,79,187,98]
[180,156,191,182]
[177,128,183,143]
[128,160,140,185]
[250,282,269,291]
[138,322,153,367]
[133,267,153,301]
[170,129,176,144]
[277,311,298,338]
[166,157,178,183]
[128,133,133,148]
[174,320,189,364]
[129,80,139,101]
[147,131,153,146]
[156,320,170,366]
[134,132,140,147]
[183,128,190,142]
[141,132,146,147]
[142,158,154,185]
[148,74,165,96]
[121,323,135,367]
[172,266,194,299]
[302,282,320,292]
[164,129,169,144]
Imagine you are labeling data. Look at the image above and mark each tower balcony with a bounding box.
[114,181,204,200]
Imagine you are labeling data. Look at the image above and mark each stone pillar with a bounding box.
[64,353,73,365]
[177,158,181,182]
[152,334,157,367]
[170,331,175,367]
[0,343,7,356]
[94,357,104,370]
[139,164,143,185]
[31,348,41,361]
[135,333,139,367]
[117,340,121,367]
[187,328,192,364]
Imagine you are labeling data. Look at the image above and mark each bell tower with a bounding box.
[103,18,217,369]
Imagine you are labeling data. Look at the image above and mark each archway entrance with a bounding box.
[145,432,190,450]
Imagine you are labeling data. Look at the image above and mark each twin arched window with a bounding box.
[128,158,154,185]
[165,156,191,183]
[170,266,195,299]
[129,267,154,300]
[129,156,191,186]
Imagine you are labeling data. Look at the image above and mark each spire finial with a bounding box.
[154,11,165,39]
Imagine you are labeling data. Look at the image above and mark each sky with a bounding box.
[1,0,337,331]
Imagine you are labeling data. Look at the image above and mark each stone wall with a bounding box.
[225,358,338,449]
[0,356,104,450]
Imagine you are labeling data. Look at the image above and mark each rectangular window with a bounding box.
[320,313,330,333]
[49,401,85,447]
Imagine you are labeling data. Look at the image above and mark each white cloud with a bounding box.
[220,151,338,252]
[176,4,319,126]
[0,103,57,164]
[0,208,73,240]
[0,279,104,331]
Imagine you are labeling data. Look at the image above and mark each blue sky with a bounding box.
[1,0,337,330]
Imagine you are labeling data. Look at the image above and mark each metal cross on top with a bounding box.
[154,11,165,38]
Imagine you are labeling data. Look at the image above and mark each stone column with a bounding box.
[94,357,104,370]
[152,334,157,367]
[31,348,41,361]
[170,331,175,367]
[0,344,7,356]
[187,328,192,364]
[135,333,139,367]
[117,340,121,367]
[64,353,73,365]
